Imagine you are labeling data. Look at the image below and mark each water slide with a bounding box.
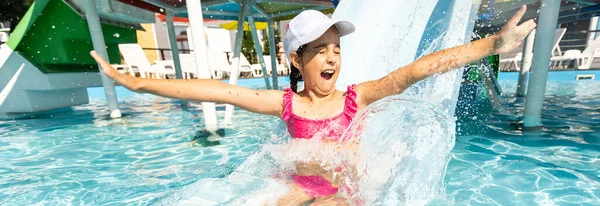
[0,0,153,119]
[157,0,481,205]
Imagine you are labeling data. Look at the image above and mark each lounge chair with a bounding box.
[206,50,233,79]
[550,50,582,70]
[237,53,263,77]
[118,44,174,79]
[261,55,290,76]
[179,54,198,79]
[571,37,600,69]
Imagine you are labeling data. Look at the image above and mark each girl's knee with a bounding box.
[277,183,315,206]
[310,195,350,206]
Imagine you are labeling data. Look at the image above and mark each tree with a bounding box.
[242,30,256,64]
[263,33,270,56]
[262,24,282,56]
[0,0,34,33]
[243,24,283,64]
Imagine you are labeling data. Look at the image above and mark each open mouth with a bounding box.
[320,69,335,80]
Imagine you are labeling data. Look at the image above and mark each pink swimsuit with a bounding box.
[281,84,357,197]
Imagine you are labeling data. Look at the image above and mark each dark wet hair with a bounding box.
[290,45,307,93]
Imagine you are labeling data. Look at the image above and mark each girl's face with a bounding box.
[292,27,341,96]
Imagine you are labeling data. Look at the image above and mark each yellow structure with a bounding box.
[136,23,159,63]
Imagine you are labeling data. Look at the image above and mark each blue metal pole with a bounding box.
[165,10,183,79]
[516,29,535,97]
[523,0,561,128]
[246,1,271,89]
[267,17,279,89]
[596,16,600,39]
[83,0,121,118]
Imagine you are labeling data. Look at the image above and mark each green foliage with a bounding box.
[242,23,283,64]
[241,30,256,64]
[263,34,270,56]
[262,24,282,56]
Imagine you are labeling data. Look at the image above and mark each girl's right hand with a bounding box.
[90,51,119,79]
[90,50,141,92]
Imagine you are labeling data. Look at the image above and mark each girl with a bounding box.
[90,6,535,205]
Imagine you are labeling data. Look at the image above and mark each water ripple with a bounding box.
[0,95,276,205]
[448,81,600,205]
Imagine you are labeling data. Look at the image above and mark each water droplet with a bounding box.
[536,9,540,14]
[113,33,120,38]
[160,8,164,12]
[51,25,55,29]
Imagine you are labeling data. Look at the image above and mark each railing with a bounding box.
[142,48,193,60]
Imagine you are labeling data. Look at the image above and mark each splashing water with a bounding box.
[156,95,455,205]
[338,97,455,205]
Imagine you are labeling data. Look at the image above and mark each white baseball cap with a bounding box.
[283,10,355,59]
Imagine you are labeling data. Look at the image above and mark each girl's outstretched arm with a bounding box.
[90,51,285,117]
[355,5,536,108]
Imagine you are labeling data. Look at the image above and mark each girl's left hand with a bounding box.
[493,5,537,54]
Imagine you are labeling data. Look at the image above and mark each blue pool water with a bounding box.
[0,75,599,205]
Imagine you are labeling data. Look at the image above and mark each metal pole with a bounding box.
[516,29,535,97]
[224,2,247,124]
[165,10,187,108]
[588,16,599,44]
[246,1,271,89]
[267,17,279,89]
[187,0,219,131]
[83,0,121,118]
[596,16,600,39]
[523,0,560,128]
[165,10,183,79]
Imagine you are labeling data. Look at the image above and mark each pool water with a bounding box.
[448,79,600,205]
[0,77,599,205]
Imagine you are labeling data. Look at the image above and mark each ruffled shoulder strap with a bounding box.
[344,84,358,120]
[282,88,294,121]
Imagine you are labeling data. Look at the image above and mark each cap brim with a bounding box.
[332,20,355,37]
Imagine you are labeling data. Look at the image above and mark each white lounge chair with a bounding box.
[571,37,600,70]
[237,53,264,78]
[499,51,523,72]
[206,50,233,79]
[179,51,253,79]
[550,49,582,70]
[179,54,198,79]
[118,44,174,79]
[261,55,290,76]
